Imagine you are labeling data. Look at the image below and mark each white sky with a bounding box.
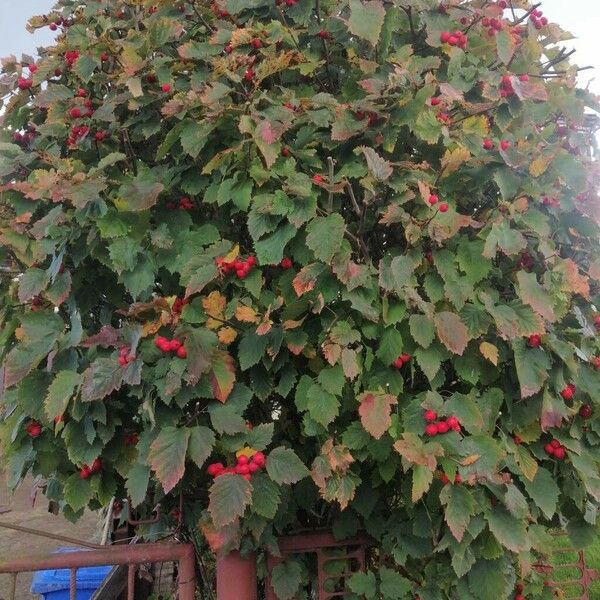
[0,0,598,95]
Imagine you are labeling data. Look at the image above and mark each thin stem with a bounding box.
[346,182,361,216]
[512,3,541,25]
[327,156,335,213]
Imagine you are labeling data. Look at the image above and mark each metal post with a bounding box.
[178,544,197,600]
[216,551,257,600]
[127,564,136,600]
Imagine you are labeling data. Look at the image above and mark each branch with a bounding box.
[512,3,541,25]
[345,182,361,216]
[541,48,576,73]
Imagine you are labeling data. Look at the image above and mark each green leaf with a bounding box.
[307,383,339,427]
[18,268,48,302]
[567,518,597,549]
[317,365,345,396]
[250,473,281,519]
[246,422,274,450]
[512,339,551,399]
[522,466,559,519]
[516,271,556,322]
[126,464,151,508]
[496,30,516,65]
[148,426,190,493]
[483,220,527,258]
[80,358,128,402]
[348,571,377,598]
[348,0,385,46]
[358,146,393,181]
[375,328,403,365]
[271,560,303,600]
[441,483,474,542]
[117,172,164,211]
[412,464,433,503]
[187,426,215,469]
[180,120,215,158]
[63,473,93,512]
[409,314,435,348]
[266,446,310,484]
[238,331,268,370]
[45,371,81,420]
[379,567,411,599]
[444,393,484,433]
[208,473,253,527]
[468,559,510,600]
[306,214,345,263]
[184,328,217,385]
[254,223,297,266]
[486,506,528,552]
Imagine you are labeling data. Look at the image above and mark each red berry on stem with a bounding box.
[91,458,102,473]
[438,203,449,213]
[424,410,438,423]
[425,423,439,437]
[544,443,554,455]
[550,439,560,449]
[161,83,172,93]
[169,339,182,352]
[483,138,494,150]
[527,334,541,348]
[437,421,450,434]
[560,386,574,401]
[312,174,324,184]
[428,194,439,205]
[579,404,593,419]
[176,346,187,359]
[500,140,510,151]
[553,446,566,460]
[280,257,293,269]
[250,38,262,49]
[252,452,265,467]
[446,416,459,428]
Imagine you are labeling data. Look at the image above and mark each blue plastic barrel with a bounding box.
[30,547,111,600]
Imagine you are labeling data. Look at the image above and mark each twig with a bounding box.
[327,156,335,213]
[541,48,576,73]
[512,3,541,25]
[345,182,361,216]
[401,6,417,42]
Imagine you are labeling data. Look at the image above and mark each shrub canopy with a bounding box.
[1,0,600,598]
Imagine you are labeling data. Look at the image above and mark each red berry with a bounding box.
[155,336,167,349]
[440,32,451,43]
[248,462,259,473]
[280,257,293,269]
[446,416,459,428]
[80,465,92,479]
[437,421,450,434]
[250,38,262,49]
[176,346,187,359]
[553,447,566,460]
[424,410,438,423]
[544,443,554,455]
[252,452,265,466]
[118,356,128,366]
[50,23,58,31]
[515,595,525,600]
[454,473,462,484]
[513,435,522,445]
[516,583,524,593]
[161,83,172,93]
[312,174,324,184]
[527,334,541,348]
[483,138,494,150]
[246,256,257,267]
[440,472,450,485]
[560,386,574,401]
[430,97,441,106]
[18,78,33,90]
[237,455,249,465]
[207,463,224,476]
[392,357,404,369]
[69,107,82,119]
[425,423,439,437]
[447,35,459,46]
[244,69,255,82]
[579,404,593,419]
[399,353,411,364]
[101,52,109,61]
[91,458,102,473]
[519,74,529,82]
[438,203,449,213]
[235,464,250,475]
[169,339,182,352]
[550,439,561,449]
[26,422,42,438]
[428,194,439,205]
[28,64,38,73]
[500,140,511,151]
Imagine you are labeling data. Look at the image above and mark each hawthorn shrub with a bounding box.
[1,0,600,598]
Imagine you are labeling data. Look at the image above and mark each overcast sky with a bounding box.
[0,0,598,95]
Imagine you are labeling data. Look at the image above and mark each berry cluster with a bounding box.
[427,194,449,212]
[68,125,90,146]
[172,297,189,315]
[482,16,504,37]
[354,110,380,126]
[17,77,33,90]
[80,458,102,479]
[579,404,593,419]
[94,130,109,142]
[215,255,257,279]
[440,471,462,485]
[207,452,266,481]
[543,439,566,460]
[392,354,411,369]
[560,383,576,402]
[499,75,515,97]
[514,582,525,600]
[26,420,42,438]
[440,30,468,49]
[44,14,72,31]
[64,49,80,67]
[118,346,135,367]
[423,411,461,436]
[517,251,534,270]
[166,197,194,211]
[13,124,37,146]
[155,336,187,359]
[529,8,548,30]
[527,334,542,348]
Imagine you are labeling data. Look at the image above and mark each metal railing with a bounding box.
[0,542,196,600]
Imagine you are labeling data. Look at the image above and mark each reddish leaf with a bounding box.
[211,349,236,403]
[358,391,397,439]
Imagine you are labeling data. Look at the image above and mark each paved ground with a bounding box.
[0,474,99,600]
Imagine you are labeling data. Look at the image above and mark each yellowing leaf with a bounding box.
[236,446,257,459]
[529,154,553,177]
[434,312,469,355]
[203,291,226,329]
[358,391,397,439]
[283,318,304,330]
[479,342,499,366]
[460,454,481,467]
[441,146,471,177]
[222,244,240,264]
[235,305,258,323]
[218,327,237,345]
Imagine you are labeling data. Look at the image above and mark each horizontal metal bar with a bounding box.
[0,521,104,549]
[0,543,195,574]
[277,532,372,553]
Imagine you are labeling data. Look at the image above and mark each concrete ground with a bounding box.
[0,474,99,600]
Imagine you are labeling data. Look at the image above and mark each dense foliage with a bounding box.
[1,0,600,598]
